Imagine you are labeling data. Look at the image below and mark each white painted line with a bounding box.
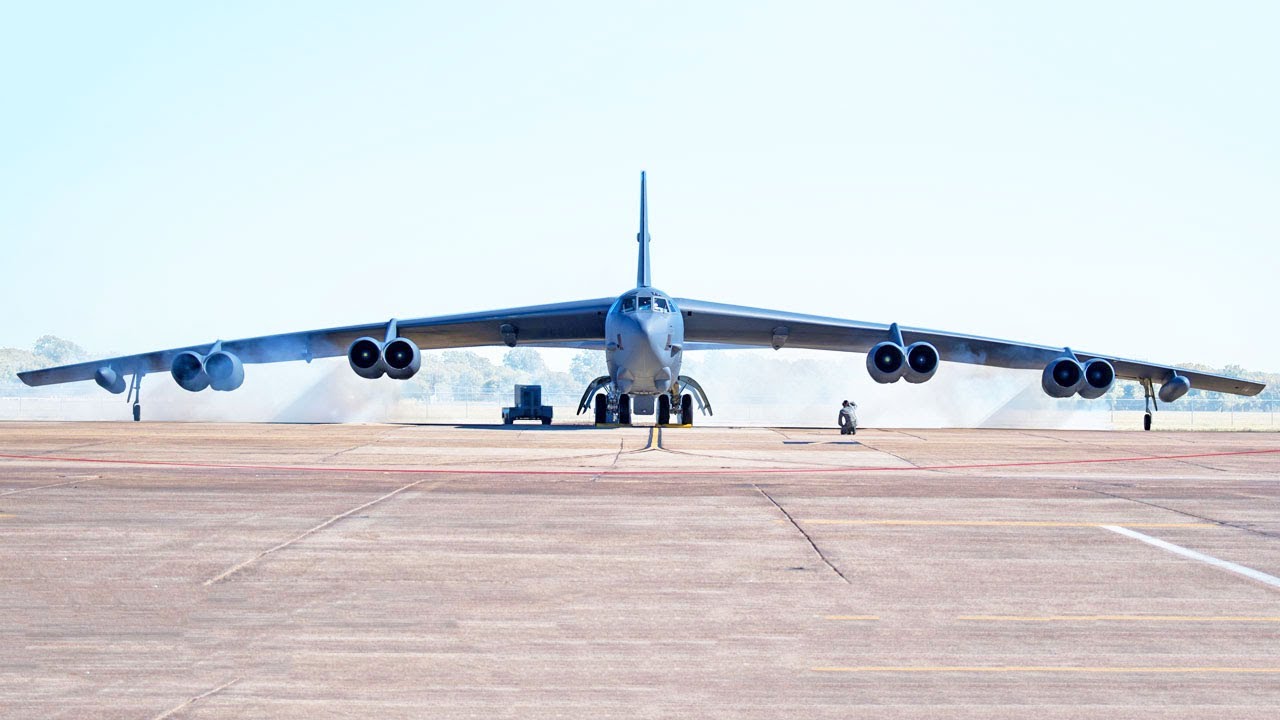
[1102,525,1280,589]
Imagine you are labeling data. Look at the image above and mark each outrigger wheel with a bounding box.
[618,394,632,425]
[657,394,671,425]
[1144,412,1152,432]
[680,393,694,426]
[594,393,607,425]
[132,402,141,422]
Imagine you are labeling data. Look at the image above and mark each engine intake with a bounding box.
[866,341,906,384]
[171,351,210,392]
[1158,374,1191,403]
[1041,356,1085,398]
[1077,358,1115,400]
[383,337,421,380]
[206,350,245,392]
[903,342,939,384]
[348,337,386,379]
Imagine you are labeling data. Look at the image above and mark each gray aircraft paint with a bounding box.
[17,173,1266,417]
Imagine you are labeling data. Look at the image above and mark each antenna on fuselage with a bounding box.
[637,171,651,288]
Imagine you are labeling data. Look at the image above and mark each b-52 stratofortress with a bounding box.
[19,173,1265,429]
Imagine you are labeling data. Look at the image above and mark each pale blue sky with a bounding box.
[3,2,1277,370]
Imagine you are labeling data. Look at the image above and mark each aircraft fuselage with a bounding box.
[604,286,684,397]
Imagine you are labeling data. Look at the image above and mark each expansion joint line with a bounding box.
[203,478,442,585]
[753,483,851,584]
[1081,486,1280,540]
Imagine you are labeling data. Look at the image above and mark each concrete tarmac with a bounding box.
[1,422,1279,718]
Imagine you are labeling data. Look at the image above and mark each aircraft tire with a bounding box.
[619,394,632,425]
[595,393,607,424]
[132,403,141,422]
[681,394,693,425]
[1144,412,1152,431]
[657,394,671,425]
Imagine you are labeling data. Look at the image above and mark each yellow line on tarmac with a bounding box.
[0,513,13,519]
[824,615,881,621]
[959,615,1280,623]
[813,666,1280,674]
[802,520,1214,528]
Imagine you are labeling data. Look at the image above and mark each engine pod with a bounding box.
[206,350,245,392]
[866,341,906,384]
[1041,356,1084,398]
[1077,358,1115,400]
[903,342,939,384]
[383,337,421,380]
[171,351,210,392]
[347,337,386,379]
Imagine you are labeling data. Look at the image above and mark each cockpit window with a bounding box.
[654,298,669,311]
[638,296,652,310]
[622,297,636,312]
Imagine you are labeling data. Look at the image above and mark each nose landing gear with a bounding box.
[657,394,671,425]
[587,387,633,425]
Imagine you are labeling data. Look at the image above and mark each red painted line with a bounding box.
[0,448,1277,477]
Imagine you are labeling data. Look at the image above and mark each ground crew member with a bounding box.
[838,400,857,435]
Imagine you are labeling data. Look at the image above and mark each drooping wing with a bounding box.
[18,298,615,388]
[674,298,1265,397]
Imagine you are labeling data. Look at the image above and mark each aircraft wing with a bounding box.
[674,298,1265,397]
[18,297,615,388]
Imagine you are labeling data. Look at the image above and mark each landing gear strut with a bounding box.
[1141,377,1157,431]
[126,372,144,422]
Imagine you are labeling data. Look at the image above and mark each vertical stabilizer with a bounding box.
[637,171,651,287]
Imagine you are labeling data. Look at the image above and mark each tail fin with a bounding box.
[637,171,651,287]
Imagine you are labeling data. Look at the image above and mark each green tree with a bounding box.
[33,335,87,365]
[569,351,605,385]
[503,348,547,376]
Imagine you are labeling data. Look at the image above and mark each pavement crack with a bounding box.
[589,440,627,481]
[1079,486,1280,540]
[0,478,86,496]
[151,677,240,720]
[753,483,850,584]
[203,479,443,585]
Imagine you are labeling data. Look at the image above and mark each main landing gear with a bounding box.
[127,372,144,422]
[1141,377,1157,431]
[657,393,697,426]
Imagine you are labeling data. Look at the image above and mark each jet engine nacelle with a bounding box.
[383,337,421,380]
[1077,358,1116,400]
[171,351,211,392]
[94,367,126,394]
[1158,374,1191,403]
[205,350,245,392]
[903,342,940,384]
[348,337,387,379]
[866,341,906,384]
[1042,356,1085,398]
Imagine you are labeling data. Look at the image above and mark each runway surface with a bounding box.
[1,422,1279,718]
